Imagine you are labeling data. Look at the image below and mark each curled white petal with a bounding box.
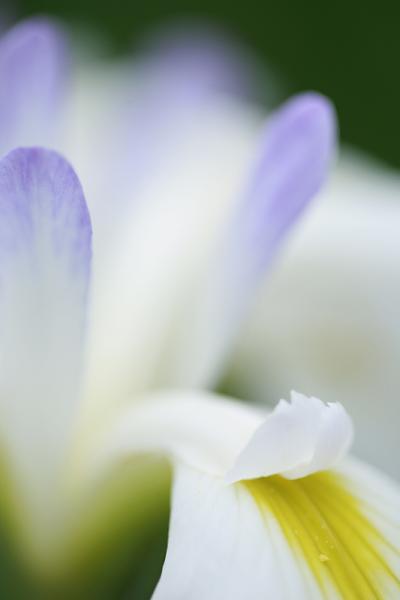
[84,391,263,481]
[227,391,353,482]
[86,390,352,491]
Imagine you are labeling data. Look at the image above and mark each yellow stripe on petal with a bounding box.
[245,471,400,599]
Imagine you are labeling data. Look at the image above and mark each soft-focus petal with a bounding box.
[78,27,256,248]
[234,92,336,273]
[0,18,67,156]
[83,97,259,417]
[154,459,400,599]
[161,93,337,387]
[0,148,91,532]
[87,392,263,479]
[138,25,257,100]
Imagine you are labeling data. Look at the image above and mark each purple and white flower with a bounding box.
[0,17,399,598]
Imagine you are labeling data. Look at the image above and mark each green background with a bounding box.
[12,0,400,168]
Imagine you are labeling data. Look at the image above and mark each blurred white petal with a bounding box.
[0,18,68,156]
[0,148,91,542]
[82,98,260,415]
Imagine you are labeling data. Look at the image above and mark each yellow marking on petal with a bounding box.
[245,472,399,599]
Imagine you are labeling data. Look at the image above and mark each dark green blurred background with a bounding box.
[10,0,400,167]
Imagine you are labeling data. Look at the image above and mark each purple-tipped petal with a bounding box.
[240,92,336,272]
[0,147,91,276]
[165,93,337,387]
[0,18,68,157]
[0,148,91,506]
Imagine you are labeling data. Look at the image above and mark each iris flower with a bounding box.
[0,18,399,599]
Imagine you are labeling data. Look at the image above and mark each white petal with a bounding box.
[83,100,259,418]
[0,148,91,524]
[85,391,263,480]
[153,459,400,599]
[227,391,353,482]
